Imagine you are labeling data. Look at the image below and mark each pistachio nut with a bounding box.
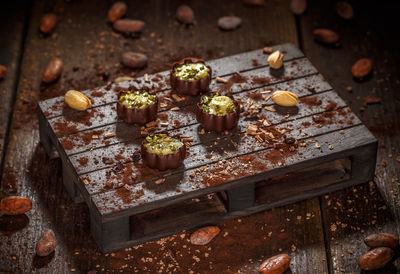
[271,90,298,106]
[267,50,284,69]
[64,90,92,111]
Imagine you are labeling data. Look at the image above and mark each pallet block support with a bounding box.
[226,183,255,212]
[90,213,130,253]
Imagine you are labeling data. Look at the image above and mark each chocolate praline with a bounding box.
[141,134,186,171]
[170,57,212,96]
[117,90,158,125]
[196,94,240,133]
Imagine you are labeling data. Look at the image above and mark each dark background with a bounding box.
[0,0,399,273]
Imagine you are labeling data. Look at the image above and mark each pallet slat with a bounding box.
[39,43,303,119]
[93,124,376,221]
[48,57,317,137]
[60,73,332,155]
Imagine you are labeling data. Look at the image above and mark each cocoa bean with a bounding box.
[218,16,242,31]
[176,5,194,24]
[42,57,63,83]
[40,13,57,34]
[364,233,399,249]
[190,226,220,245]
[242,0,265,6]
[36,229,56,257]
[121,52,148,69]
[313,28,340,45]
[358,247,393,271]
[259,253,290,274]
[113,19,145,33]
[108,1,127,22]
[290,0,307,15]
[284,137,296,144]
[351,58,372,79]
[0,65,7,79]
[336,1,354,20]
[0,196,32,215]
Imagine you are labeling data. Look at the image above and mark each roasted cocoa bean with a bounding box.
[0,196,32,215]
[218,16,242,31]
[242,0,265,6]
[113,19,145,33]
[176,5,194,24]
[351,58,372,79]
[364,233,399,249]
[121,52,148,69]
[313,28,340,45]
[259,253,290,274]
[36,229,56,256]
[190,226,220,245]
[336,1,354,19]
[40,13,57,34]
[108,1,127,22]
[284,137,296,144]
[0,65,7,79]
[290,0,307,15]
[358,247,393,271]
[42,57,63,83]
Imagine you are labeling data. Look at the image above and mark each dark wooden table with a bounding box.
[0,0,399,273]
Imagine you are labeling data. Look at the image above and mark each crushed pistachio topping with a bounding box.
[119,90,156,109]
[144,133,183,156]
[201,93,236,116]
[174,63,209,81]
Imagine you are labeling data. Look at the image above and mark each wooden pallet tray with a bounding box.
[38,43,377,253]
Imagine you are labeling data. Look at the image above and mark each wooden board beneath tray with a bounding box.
[37,43,377,252]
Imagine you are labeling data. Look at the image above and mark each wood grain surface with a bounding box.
[1,0,399,273]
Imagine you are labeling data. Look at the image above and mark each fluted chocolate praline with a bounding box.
[196,95,240,133]
[117,92,158,125]
[141,138,186,171]
[170,57,212,96]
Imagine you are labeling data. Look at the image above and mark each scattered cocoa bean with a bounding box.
[36,229,56,257]
[259,253,290,274]
[242,0,264,6]
[263,47,274,54]
[358,247,393,271]
[364,233,399,249]
[121,52,148,69]
[0,196,32,215]
[113,19,145,33]
[313,28,340,45]
[290,0,307,15]
[217,16,242,31]
[176,5,194,24]
[42,57,63,83]
[0,65,7,79]
[284,137,296,144]
[108,1,127,22]
[40,13,57,34]
[336,1,354,20]
[351,58,372,79]
[190,226,220,245]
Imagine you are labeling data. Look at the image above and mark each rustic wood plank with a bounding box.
[0,0,29,176]
[69,90,348,175]
[47,57,317,137]
[82,105,360,196]
[299,0,400,273]
[1,1,330,273]
[59,73,331,156]
[93,123,375,221]
[39,43,304,119]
